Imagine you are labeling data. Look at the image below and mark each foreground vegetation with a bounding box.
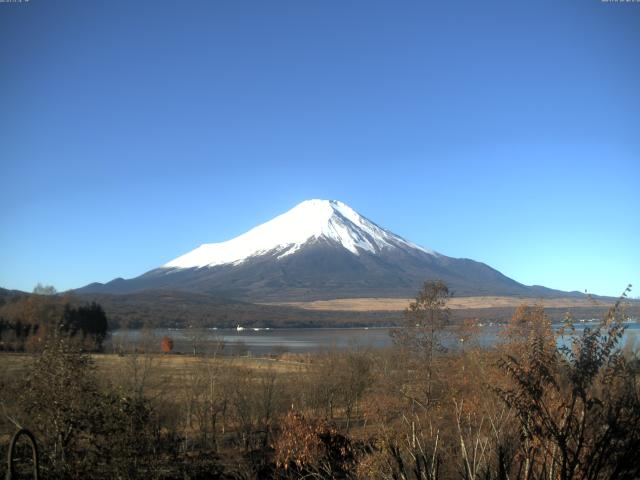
[1,283,639,479]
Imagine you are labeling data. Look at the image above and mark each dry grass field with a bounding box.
[0,352,309,401]
[92,352,307,372]
[264,295,615,311]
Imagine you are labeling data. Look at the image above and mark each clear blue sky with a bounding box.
[1,0,638,297]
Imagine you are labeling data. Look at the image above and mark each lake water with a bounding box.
[108,320,640,356]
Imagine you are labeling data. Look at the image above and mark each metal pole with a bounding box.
[5,428,39,480]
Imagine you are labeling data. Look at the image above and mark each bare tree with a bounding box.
[391,280,451,408]
[120,325,161,401]
[33,283,57,295]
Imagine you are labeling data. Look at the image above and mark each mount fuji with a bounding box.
[78,199,573,301]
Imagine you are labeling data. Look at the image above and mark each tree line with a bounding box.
[0,293,108,352]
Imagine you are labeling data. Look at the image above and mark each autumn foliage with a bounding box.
[273,411,357,478]
[160,335,174,353]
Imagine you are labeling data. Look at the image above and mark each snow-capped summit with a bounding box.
[163,199,436,269]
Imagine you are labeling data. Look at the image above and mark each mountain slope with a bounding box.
[77,199,580,301]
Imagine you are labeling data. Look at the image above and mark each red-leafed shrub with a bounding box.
[161,336,173,353]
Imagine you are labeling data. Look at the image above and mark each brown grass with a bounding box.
[263,296,614,311]
[0,352,308,385]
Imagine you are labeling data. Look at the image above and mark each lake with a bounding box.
[108,320,640,356]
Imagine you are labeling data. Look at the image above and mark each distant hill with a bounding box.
[74,290,401,329]
[3,286,635,330]
[73,290,637,329]
[0,287,27,304]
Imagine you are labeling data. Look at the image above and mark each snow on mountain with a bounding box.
[163,199,436,269]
